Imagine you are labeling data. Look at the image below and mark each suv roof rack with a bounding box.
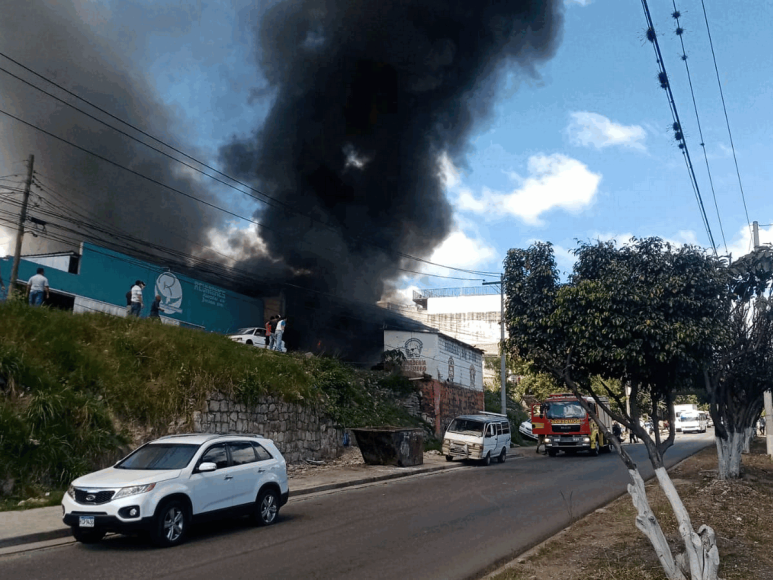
[155,433,265,441]
[211,432,265,439]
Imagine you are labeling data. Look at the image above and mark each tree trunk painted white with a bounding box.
[742,426,754,454]
[716,432,745,480]
[654,467,720,580]
[627,468,685,580]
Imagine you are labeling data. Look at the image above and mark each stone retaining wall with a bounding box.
[192,392,341,463]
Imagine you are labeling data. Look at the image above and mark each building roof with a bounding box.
[384,326,485,354]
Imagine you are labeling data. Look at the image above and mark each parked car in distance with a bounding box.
[62,433,289,547]
[518,420,538,440]
[442,411,511,465]
[228,327,287,352]
[228,327,268,347]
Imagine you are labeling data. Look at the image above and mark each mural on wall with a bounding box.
[403,337,427,374]
[194,280,226,308]
[384,331,483,391]
[156,272,183,314]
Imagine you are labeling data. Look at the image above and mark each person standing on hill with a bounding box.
[129,280,145,317]
[149,295,162,320]
[273,316,286,351]
[265,316,273,349]
[125,285,133,315]
[26,267,50,306]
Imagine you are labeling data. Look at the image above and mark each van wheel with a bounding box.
[481,452,491,466]
[498,448,506,464]
[445,455,453,462]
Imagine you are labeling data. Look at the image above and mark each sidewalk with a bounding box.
[0,449,481,555]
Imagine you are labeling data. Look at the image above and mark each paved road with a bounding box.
[0,433,713,580]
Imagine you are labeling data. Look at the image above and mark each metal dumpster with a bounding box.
[351,427,424,467]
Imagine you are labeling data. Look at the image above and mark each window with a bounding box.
[200,444,229,469]
[496,423,503,435]
[447,419,485,435]
[229,442,257,466]
[117,444,199,470]
[253,443,273,461]
[501,422,510,434]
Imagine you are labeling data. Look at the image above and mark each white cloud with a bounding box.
[567,112,646,151]
[565,0,593,6]
[429,229,496,270]
[726,223,773,261]
[457,153,601,225]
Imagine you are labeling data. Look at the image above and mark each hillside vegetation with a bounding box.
[0,301,418,496]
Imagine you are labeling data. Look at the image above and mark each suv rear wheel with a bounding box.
[254,488,279,526]
[151,500,188,547]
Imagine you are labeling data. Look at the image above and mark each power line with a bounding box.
[698,0,751,232]
[670,2,727,253]
[639,0,717,255]
[0,51,499,278]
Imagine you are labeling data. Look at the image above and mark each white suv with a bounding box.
[62,433,289,547]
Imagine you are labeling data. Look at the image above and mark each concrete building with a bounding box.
[384,328,485,436]
[379,286,507,386]
[0,242,263,333]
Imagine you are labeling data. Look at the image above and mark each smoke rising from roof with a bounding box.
[221,0,563,307]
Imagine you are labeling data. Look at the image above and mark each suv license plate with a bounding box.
[79,516,95,528]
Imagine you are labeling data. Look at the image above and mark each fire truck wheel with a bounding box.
[498,448,506,463]
[481,452,491,466]
[547,449,557,457]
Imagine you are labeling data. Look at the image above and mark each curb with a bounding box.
[0,457,497,554]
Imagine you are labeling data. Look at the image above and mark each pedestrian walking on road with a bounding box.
[536,434,546,455]
[628,427,638,444]
[129,280,145,317]
[760,416,766,436]
[273,316,286,351]
[26,267,49,306]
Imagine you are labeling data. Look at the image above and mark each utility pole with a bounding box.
[9,155,34,296]
[483,274,507,415]
[753,221,773,458]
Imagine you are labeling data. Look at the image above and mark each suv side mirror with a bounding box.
[198,462,217,473]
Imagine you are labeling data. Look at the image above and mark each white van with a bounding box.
[679,411,708,434]
[441,412,511,466]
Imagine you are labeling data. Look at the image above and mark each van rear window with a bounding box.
[447,419,485,435]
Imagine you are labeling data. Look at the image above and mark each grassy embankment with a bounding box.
[0,300,419,504]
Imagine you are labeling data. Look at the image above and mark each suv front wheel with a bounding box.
[151,499,189,547]
[254,488,279,526]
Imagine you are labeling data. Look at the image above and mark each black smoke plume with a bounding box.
[220,0,562,353]
[0,1,223,263]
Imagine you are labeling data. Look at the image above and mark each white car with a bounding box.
[228,327,287,352]
[62,433,289,547]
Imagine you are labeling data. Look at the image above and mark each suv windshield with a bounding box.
[447,419,485,436]
[546,402,586,419]
[117,444,200,470]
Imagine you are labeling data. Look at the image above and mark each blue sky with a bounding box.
[2,0,772,298]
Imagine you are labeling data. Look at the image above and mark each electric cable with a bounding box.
[0,52,499,277]
[698,0,751,231]
[670,2,727,253]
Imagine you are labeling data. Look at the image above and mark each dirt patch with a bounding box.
[492,437,773,580]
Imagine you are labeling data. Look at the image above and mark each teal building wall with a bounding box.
[0,243,263,334]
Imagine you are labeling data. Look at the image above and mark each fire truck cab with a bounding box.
[531,393,613,457]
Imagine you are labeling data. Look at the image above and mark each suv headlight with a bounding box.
[113,483,156,500]
[67,485,75,499]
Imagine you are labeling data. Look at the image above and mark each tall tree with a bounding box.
[504,238,726,580]
[705,246,773,479]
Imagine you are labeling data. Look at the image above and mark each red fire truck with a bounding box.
[531,393,613,457]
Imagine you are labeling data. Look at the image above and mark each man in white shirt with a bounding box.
[130,280,145,317]
[273,316,286,351]
[26,267,50,306]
